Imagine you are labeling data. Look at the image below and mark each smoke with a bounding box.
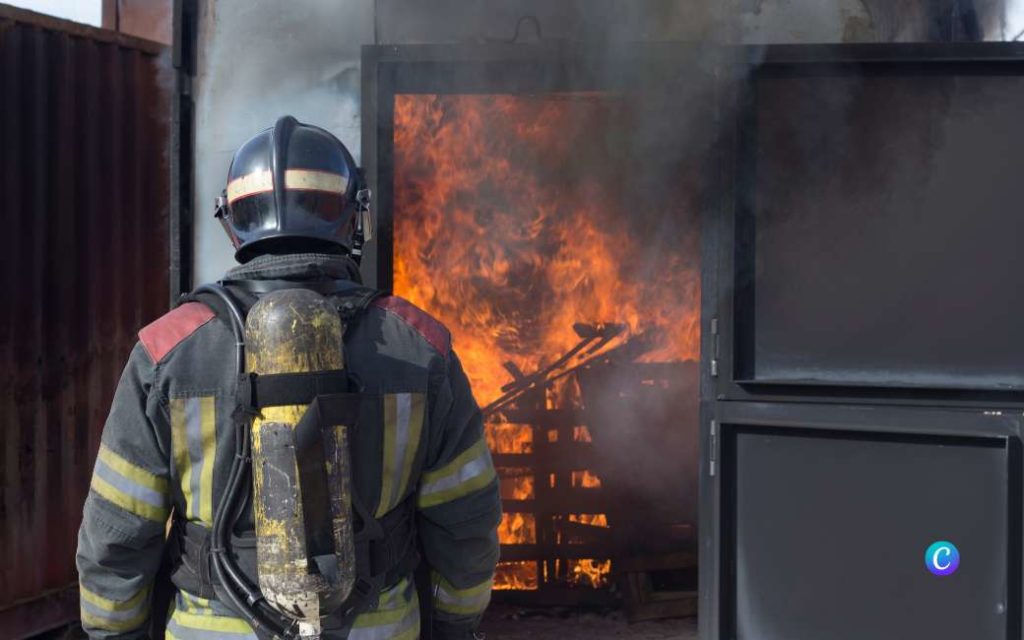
[192,0,373,285]
[375,0,1024,568]
[190,0,1024,576]
[378,2,743,566]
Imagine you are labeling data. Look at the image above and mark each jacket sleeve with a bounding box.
[417,350,502,638]
[76,343,172,639]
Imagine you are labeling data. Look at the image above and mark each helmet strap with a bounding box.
[351,188,373,266]
[214,190,242,248]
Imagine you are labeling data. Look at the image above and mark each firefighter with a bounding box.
[76,116,502,639]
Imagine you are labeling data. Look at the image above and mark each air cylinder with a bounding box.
[245,288,356,636]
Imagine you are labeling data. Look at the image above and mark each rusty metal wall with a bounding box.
[0,6,170,637]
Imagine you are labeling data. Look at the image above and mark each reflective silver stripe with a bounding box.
[226,170,272,203]
[349,600,419,640]
[93,457,165,510]
[388,393,412,507]
[420,449,490,498]
[184,397,205,520]
[285,169,348,193]
[436,581,491,613]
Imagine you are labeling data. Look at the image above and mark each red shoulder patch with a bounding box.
[372,296,451,357]
[138,302,216,363]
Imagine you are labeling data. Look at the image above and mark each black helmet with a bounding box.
[215,115,371,263]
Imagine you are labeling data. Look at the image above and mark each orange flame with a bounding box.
[494,561,539,591]
[486,421,533,454]
[571,470,602,489]
[499,512,537,544]
[393,93,700,405]
[394,93,701,591]
[569,559,613,588]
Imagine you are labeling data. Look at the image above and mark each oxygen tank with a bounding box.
[245,289,356,637]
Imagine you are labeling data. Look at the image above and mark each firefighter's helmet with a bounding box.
[216,115,369,263]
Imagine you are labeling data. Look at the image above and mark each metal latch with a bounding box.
[709,420,717,477]
[710,318,719,378]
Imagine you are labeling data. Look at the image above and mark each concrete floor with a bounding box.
[40,605,700,639]
[480,604,699,639]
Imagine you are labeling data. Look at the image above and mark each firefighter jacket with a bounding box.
[76,253,502,639]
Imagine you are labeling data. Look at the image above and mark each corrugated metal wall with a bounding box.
[0,6,169,637]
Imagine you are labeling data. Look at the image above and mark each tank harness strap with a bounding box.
[171,281,418,621]
[234,370,351,420]
[334,286,385,325]
[172,498,419,606]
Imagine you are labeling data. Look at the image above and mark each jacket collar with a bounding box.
[224,253,363,283]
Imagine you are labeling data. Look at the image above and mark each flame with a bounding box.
[499,512,537,544]
[486,421,533,454]
[573,426,593,443]
[571,470,602,489]
[393,93,700,406]
[569,559,613,588]
[497,467,534,500]
[569,513,608,528]
[494,561,539,591]
[393,93,700,592]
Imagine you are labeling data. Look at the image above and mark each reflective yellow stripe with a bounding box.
[432,573,493,616]
[418,438,497,508]
[377,396,398,518]
[170,399,194,516]
[350,580,419,639]
[81,585,149,612]
[180,591,211,611]
[97,445,167,493]
[91,474,168,522]
[198,397,216,524]
[377,393,425,517]
[81,608,148,632]
[352,604,409,628]
[170,609,254,634]
[80,585,150,632]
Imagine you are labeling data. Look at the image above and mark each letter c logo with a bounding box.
[926,541,960,576]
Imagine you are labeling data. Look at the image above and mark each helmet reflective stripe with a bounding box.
[220,115,366,262]
[227,169,348,204]
[226,169,273,204]
[285,169,348,194]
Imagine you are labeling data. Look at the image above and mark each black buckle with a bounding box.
[232,372,261,421]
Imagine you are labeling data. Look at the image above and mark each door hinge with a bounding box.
[710,318,719,378]
[709,419,717,477]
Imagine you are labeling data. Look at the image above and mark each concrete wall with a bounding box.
[192,0,374,284]
[191,0,1024,285]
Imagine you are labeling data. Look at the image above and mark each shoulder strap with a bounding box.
[331,285,385,324]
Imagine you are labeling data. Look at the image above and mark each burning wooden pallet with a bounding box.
[484,325,700,610]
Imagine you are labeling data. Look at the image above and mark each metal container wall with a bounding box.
[0,6,169,637]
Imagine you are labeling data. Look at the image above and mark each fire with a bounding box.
[494,562,539,591]
[499,512,536,544]
[393,93,700,592]
[569,559,613,588]
[571,470,602,489]
[573,426,593,443]
[486,421,533,453]
[393,93,700,406]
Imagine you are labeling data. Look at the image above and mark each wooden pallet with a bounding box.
[618,551,698,623]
